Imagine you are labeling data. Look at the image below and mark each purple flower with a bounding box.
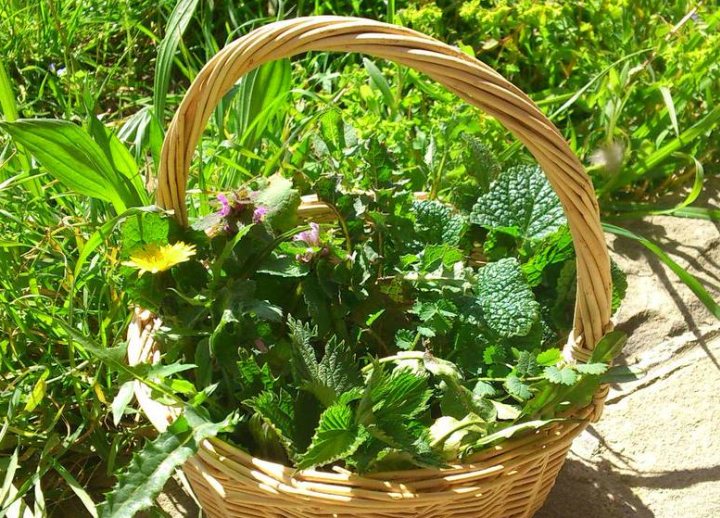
[252,206,268,223]
[293,222,321,247]
[254,338,268,353]
[217,193,231,217]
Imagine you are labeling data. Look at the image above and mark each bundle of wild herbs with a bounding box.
[117,161,627,475]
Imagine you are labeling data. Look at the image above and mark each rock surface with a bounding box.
[538,211,720,518]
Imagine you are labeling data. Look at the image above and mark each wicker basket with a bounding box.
[127,16,613,518]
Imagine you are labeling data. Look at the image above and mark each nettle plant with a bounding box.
[111,135,628,493]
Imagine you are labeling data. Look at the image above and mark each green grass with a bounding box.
[0,0,718,514]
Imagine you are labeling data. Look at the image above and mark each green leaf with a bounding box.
[0,119,137,212]
[466,419,561,451]
[515,351,539,377]
[255,174,301,231]
[100,408,234,518]
[244,391,295,455]
[412,200,466,247]
[543,366,578,385]
[504,375,532,400]
[536,348,562,366]
[476,258,540,337]
[471,165,566,241]
[154,0,199,119]
[111,382,135,426]
[589,330,628,364]
[120,211,172,255]
[23,368,49,412]
[288,318,362,407]
[575,363,609,375]
[370,368,432,422]
[296,404,367,469]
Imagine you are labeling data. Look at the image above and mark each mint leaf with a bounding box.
[543,366,578,385]
[296,404,367,469]
[470,165,565,241]
[476,258,540,337]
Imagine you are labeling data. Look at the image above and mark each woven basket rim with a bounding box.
[127,16,615,515]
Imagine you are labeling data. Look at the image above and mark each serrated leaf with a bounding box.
[611,260,628,312]
[575,363,609,375]
[288,317,362,407]
[515,351,539,377]
[371,369,432,421]
[536,348,563,366]
[100,408,233,518]
[296,404,367,469]
[504,375,533,400]
[482,344,508,365]
[470,164,566,241]
[244,391,295,455]
[476,258,539,337]
[543,366,578,385]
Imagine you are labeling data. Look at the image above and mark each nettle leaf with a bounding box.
[470,165,566,241]
[504,375,533,401]
[476,258,540,338]
[244,390,295,455]
[543,366,578,385]
[296,404,367,469]
[288,317,362,407]
[370,368,432,422]
[101,408,234,518]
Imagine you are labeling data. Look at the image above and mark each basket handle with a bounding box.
[156,16,612,358]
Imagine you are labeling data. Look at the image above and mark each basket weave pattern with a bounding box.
[128,16,613,517]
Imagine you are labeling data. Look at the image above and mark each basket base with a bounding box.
[180,440,573,518]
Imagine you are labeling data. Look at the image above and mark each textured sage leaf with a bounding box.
[471,165,565,241]
[476,258,540,338]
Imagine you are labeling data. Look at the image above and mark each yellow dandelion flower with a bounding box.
[122,242,196,275]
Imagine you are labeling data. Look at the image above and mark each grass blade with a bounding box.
[50,461,98,518]
[603,222,720,319]
[154,0,200,121]
[659,86,680,138]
